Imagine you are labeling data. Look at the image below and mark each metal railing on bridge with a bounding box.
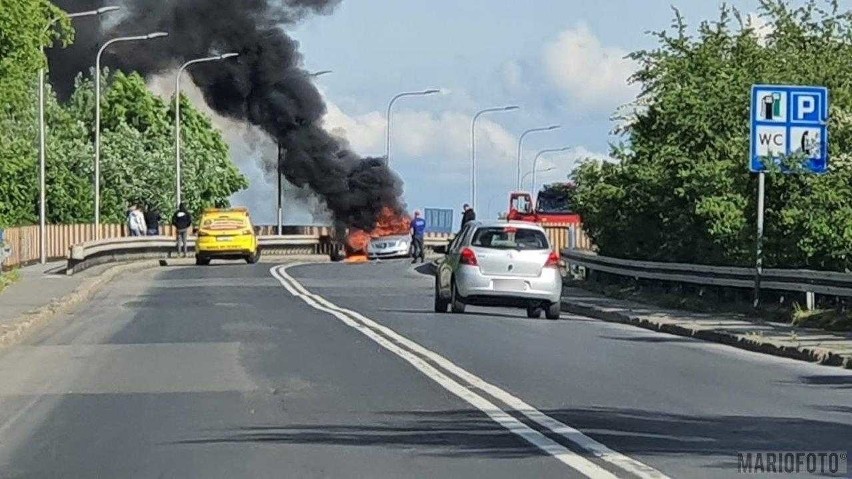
[561,249,852,306]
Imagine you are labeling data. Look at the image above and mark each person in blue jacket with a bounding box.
[410,210,427,264]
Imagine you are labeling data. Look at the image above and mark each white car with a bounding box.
[367,234,412,259]
[434,221,562,319]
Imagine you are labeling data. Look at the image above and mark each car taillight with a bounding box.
[460,247,478,266]
[545,250,560,268]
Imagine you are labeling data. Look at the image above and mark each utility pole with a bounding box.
[277,144,285,235]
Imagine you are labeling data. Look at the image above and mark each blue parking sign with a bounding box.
[750,84,829,173]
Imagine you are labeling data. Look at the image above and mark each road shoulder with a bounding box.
[0,261,159,348]
[561,286,852,369]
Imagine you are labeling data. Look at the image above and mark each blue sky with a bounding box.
[236,0,792,222]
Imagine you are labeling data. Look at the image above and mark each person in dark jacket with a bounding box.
[461,204,476,229]
[144,206,161,236]
[171,203,193,257]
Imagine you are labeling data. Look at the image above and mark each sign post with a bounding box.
[750,84,829,308]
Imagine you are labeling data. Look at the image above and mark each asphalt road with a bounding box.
[0,259,849,478]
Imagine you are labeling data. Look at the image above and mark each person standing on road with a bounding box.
[144,205,161,236]
[410,210,426,264]
[127,204,147,237]
[461,204,476,230]
[172,203,193,257]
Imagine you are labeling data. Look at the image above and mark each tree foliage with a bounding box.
[0,0,248,227]
[0,0,70,111]
[573,0,852,270]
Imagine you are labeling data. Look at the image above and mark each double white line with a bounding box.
[270,264,669,479]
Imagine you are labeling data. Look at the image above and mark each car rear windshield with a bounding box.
[470,227,549,250]
[202,216,248,231]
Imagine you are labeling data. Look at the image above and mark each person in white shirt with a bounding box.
[127,204,147,237]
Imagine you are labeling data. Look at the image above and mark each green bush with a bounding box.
[573,0,852,271]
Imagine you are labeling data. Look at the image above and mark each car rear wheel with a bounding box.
[246,250,260,264]
[545,301,561,320]
[450,280,466,314]
[434,277,449,313]
[526,305,542,319]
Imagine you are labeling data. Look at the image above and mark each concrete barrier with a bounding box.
[67,235,325,275]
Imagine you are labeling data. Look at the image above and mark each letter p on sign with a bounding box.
[792,93,820,122]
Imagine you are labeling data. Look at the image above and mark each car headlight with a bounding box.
[400,241,409,248]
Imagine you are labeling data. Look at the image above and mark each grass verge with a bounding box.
[792,306,852,332]
[0,269,21,294]
[568,277,816,327]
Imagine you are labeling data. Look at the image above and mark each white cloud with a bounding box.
[501,60,524,91]
[322,98,519,179]
[543,24,639,109]
[746,12,773,45]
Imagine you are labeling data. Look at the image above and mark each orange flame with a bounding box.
[344,207,411,261]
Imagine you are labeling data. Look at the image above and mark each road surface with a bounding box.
[0,260,849,478]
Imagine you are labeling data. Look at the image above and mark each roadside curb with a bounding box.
[157,254,332,267]
[0,261,158,348]
[561,300,852,369]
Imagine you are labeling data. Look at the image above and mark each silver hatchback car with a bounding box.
[434,221,562,319]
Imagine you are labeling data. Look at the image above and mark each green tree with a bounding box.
[574,0,852,270]
[0,0,72,227]
[0,0,71,111]
[63,70,248,223]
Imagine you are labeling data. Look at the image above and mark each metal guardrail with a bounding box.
[561,249,852,302]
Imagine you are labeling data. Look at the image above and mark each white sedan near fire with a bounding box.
[434,220,562,319]
[367,234,412,259]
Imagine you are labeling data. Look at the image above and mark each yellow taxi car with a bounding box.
[195,207,260,265]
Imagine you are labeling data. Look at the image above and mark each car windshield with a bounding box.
[536,193,572,213]
[470,226,549,250]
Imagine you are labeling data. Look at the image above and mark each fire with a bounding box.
[344,207,411,262]
[344,230,371,263]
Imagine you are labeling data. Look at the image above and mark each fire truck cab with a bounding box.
[506,187,581,226]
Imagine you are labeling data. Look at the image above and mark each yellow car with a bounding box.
[195,207,260,265]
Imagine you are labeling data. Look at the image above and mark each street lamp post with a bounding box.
[38,6,119,263]
[94,31,168,238]
[175,53,239,207]
[471,105,519,212]
[385,89,440,163]
[531,147,571,194]
[516,125,560,191]
[277,70,332,234]
[521,166,556,188]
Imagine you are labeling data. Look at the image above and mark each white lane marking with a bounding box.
[275,264,671,479]
[270,266,618,479]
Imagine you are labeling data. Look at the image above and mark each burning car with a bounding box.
[367,234,411,259]
[340,208,413,263]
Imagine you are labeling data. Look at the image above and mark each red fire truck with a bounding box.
[506,183,580,225]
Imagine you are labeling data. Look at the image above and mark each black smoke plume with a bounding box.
[49,0,404,230]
